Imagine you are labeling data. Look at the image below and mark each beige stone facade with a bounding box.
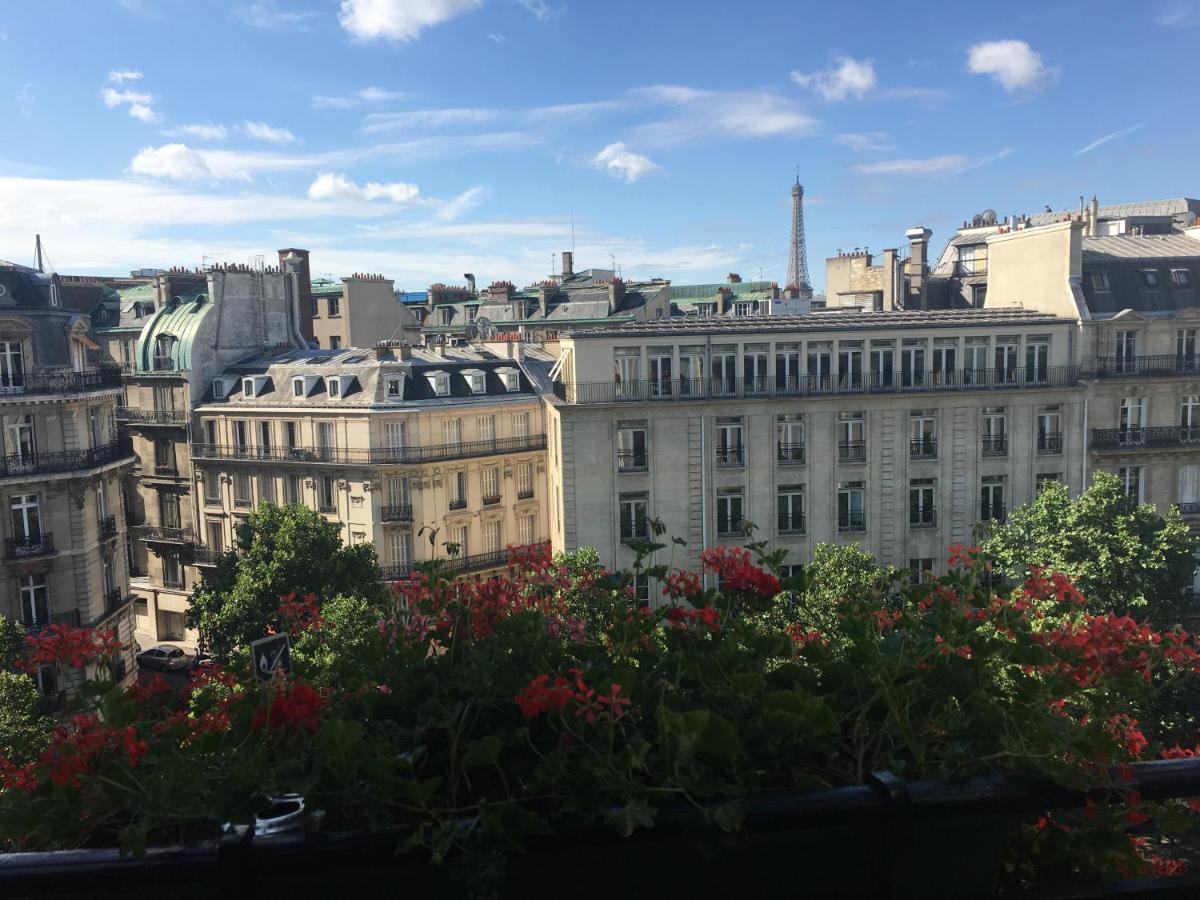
[824,249,901,311]
[1,262,136,690]
[310,274,420,351]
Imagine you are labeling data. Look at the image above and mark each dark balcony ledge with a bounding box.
[191,548,222,566]
[192,435,547,467]
[909,439,937,459]
[482,495,502,506]
[0,368,123,398]
[379,542,549,581]
[448,499,468,511]
[1092,426,1200,451]
[778,523,807,536]
[99,515,118,539]
[162,579,185,590]
[136,525,195,545]
[5,533,55,559]
[777,444,806,465]
[1095,354,1200,377]
[516,489,535,500]
[381,505,414,523]
[909,517,938,529]
[116,407,189,426]
[0,439,134,479]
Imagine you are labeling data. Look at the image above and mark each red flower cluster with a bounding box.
[277,592,325,636]
[699,547,780,602]
[0,714,148,792]
[1019,567,1086,607]
[1034,613,1161,686]
[251,680,325,734]
[663,569,701,600]
[123,674,173,704]
[514,674,574,719]
[947,544,980,567]
[20,623,123,670]
[514,670,630,724]
[665,605,721,635]
[1105,714,1149,759]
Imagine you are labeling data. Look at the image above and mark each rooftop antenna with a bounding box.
[34,234,43,273]
[609,253,616,275]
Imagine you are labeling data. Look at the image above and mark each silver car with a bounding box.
[136,645,188,672]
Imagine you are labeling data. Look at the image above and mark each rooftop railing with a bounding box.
[553,366,1078,404]
[1091,426,1200,451]
[1095,354,1200,377]
[191,435,546,467]
[0,368,123,398]
[0,439,133,479]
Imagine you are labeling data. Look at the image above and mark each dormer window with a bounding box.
[463,369,487,394]
[426,371,450,397]
[1091,272,1110,291]
[384,375,403,401]
[292,374,322,398]
[293,377,305,397]
[153,335,175,371]
[497,367,521,392]
[328,379,341,399]
[1173,269,1191,288]
[212,376,237,399]
[242,375,270,398]
[1141,269,1159,288]
[49,282,61,307]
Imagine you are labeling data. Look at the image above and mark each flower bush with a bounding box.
[1,540,1199,892]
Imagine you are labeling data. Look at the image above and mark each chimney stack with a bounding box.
[904,227,932,310]
[716,286,733,316]
[278,248,313,341]
[561,251,574,278]
[727,272,742,283]
[464,273,476,293]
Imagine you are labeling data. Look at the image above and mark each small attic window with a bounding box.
[463,369,486,394]
[1141,270,1159,288]
[497,368,521,392]
[132,302,145,317]
[1091,272,1110,291]
[426,371,450,397]
[344,354,366,364]
[328,379,342,399]
[384,375,403,401]
[242,376,270,398]
[293,377,308,398]
[242,378,255,396]
[1172,269,1191,288]
[213,379,229,399]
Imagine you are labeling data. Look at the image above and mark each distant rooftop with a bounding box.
[1082,234,1200,261]
[1028,198,1200,227]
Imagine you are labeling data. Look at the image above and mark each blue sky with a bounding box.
[1,0,1198,291]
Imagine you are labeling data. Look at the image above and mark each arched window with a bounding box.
[153,335,176,371]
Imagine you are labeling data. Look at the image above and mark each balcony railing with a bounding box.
[617,451,648,472]
[838,513,866,533]
[379,542,551,581]
[0,439,133,479]
[715,446,744,468]
[103,588,124,614]
[838,441,866,463]
[981,436,1008,457]
[381,505,413,523]
[980,504,1007,524]
[22,610,80,634]
[0,368,123,398]
[1037,433,1063,455]
[517,489,534,500]
[5,532,55,559]
[1091,426,1200,451]
[162,577,185,590]
[1095,354,1200,377]
[777,443,806,465]
[116,407,190,426]
[482,494,502,506]
[137,525,195,545]
[909,438,937,460]
[192,435,547,467]
[909,510,937,529]
[778,515,806,535]
[448,499,467,511]
[1177,502,1200,517]
[192,548,222,566]
[620,529,651,545]
[552,366,1079,405]
[99,515,118,539]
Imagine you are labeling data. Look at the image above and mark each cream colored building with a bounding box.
[191,342,552,584]
[310,274,420,351]
[824,249,902,311]
[547,309,1085,598]
[0,260,136,689]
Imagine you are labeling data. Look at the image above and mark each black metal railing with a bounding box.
[553,366,1079,404]
[838,513,866,533]
[0,439,133,478]
[1092,426,1200,450]
[192,548,222,566]
[381,505,413,523]
[777,443,806,465]
[379,543,551,582]
[1037,433,1063,454]
[21,610,80,635]
[617,451,648,472]
[99,515,118,539]
[838,441,866,463]
[0,368,123,398]
[137,525,195,545]
[778,515,806,535]
[980,504,1007,524]
[1095,354,1200,377]
[448,499,467,511]
[162,577,184,590]
[517,489,534,500]
[1177,501,1200,517]
[192,435,547,467]
[909,438,937,460]
[715,446,744,467]
[981,436,1007,457]
[5,533,54,559]
[116,407,190,426]
[103,588,124,614]
[909,509,937,528]
[621,528,651,544]
[482,495,501,506]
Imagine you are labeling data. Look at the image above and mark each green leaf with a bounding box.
[606,798,656,837]
[676,710,741,763]
[711,799,746,833]
[117,822,147,858]
[462,735,503,768]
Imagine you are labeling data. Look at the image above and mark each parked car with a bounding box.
[189,652,216,672]
[136,645,188,672]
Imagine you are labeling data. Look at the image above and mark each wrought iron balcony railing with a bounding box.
[777,443,806,465]
[552,366,1079,404]
[191,435,546,467]
[192,548,222,566]
[980,504,1007,524]
[1091,426,1200,450]
[5,532,55,559]
[1095,354,1200,377]
[116,407,190,426]
[715,446,744,467]
[448,499,467,511]
[517,488,535,500]
[777,515,806,535]
[838,513,867,533]
[0,368,123,398]
[482,494,502,506]
[381,505,413,523]
[909,509,937,529]
[0,439,133,479]
[617,451,648,472]
[378,542,550,582]
[99,515,118,539]
[981,436,1008,457]
[838,440,866,463]
[909,438,937,460]
[21,610,79,634]
[136,525,195,545]
[1037,433,1063,454]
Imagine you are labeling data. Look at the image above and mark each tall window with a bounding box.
[618,423,648,472]
[963,338,988,385]
[518,513,535,546]
[994,341,1018,383]
[153,384,174,412]
[1025,337,1049,383]
[1119,467,1143,503]
[388,531,413,570]
[1178,329,1198,370]
[450,525,468,558]
[102,553,117,596]
[744,345,769,395]
[317,422,336,460]
[716,417,743,467]
[9,493,41,544]
[260,474,276,504]
[980,476,1006,523]
[483,520,502,554]
[328,297,340,317]
[1179,466,1200,506]
[649,352,673,397]
[710,346,737,396]
[154,438,175,473]
[716,489,744,537]
[619,493,649,541]
[901,340,926,388]
[382,421,405,462]
[1037,405,1062,454]
[679,346,705,396]
[95,484,109,525]
[910,411,936,459]
[319,476,336,512]
[160,492,180,529]
[285,474,301,505]
[777,485,805,535]
[932,340,956,385]
[442,418,462,447]
[234,473,252,508]
[909,559,936,581]
[775,343,801,391]
[776,414,805,464]
[1119,397,1146,444]
[807,342,832,389]
[615,349,641,387]
[477,415,495,443]
[1182,396,1200,439]
[869,341,893,388]
[284,421,299,451]
[0,340,25,390]
[1116,330,1138,373]
[982,407,1007,456]
[386,476,410,509]
[838,341,864,390]
[909,479,936,527]
[233,420,249,454]
[513,411,530,438]
[449,471,467,508]
[5,413,35,462]
[516,463,533,498]
[153,335,174,370]
[204,472,220,504]
[163,553,183,588]
[838,412,866,462]
[482,466,500,503]
[206,520,224,554]
[19,575,48,628]
[838,483,865,532]
[257,421,271,455]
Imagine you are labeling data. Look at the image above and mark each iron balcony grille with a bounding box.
[552,366,1079,404]
[0,440,134,479]
[838,513,866,533]
[0,368,123,398]
[617,451,648,472]
[981,504,1007,524]
[448,499,467,511]
[116,407,190,426]
[778,515,806,535]
[380,505,413,523]
[191,435,546,467]
[22,611,80,634]
[981,436,1008,457]
[909,438,937,459]
[1095,354,1200,377]
[777,443,806,465]
[1177,502,1200,517]
[482,495,502,506]
[99,515,118,539]
[1037,433,1063,454]
[103,588,124,614]
[517,489,535,500]
[1091,426,1200,451]
[838,441,866,463]
[5,532,54,559]
[716,524,744,538]
[379,542,550,581]
[715,446,744,467]
[162,578,184,590]
[192,548,222,566]
[909,509,937,528]
[137,525,195,545]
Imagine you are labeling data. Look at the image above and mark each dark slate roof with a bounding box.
[1028,198,1200,227]
[0,261,54,307]
[1081,259,1200,316]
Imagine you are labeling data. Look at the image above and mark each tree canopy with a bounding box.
[187,503,387,658]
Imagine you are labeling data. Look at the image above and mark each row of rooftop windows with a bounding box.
[1091,269,1191,292]
[212,367,523,403]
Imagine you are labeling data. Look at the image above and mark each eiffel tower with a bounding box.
[786,173,813,299]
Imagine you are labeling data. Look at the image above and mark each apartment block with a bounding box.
[309,273,420,351]
[0,260,137,689]
[190,342,552,591]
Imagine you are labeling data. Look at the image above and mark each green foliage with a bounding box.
[982,474,1200,625]
[0,671,52,764]
[0,616,25,670]
[187,503,386,658]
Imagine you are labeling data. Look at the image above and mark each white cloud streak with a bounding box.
[307,172,422,203]
[966,39,1054,91]
[591,142,664,183]
[791,57,877,101]
[232,2,321,28]
[338,0,483,41]
[165,122,230,140]
[108,69,143,83]
[101,87,157,122]
[241,121,297,144]
[852,147,1014,176]
[1074,123,1144,155]
[833,132,894,152]
[311,86,404,110]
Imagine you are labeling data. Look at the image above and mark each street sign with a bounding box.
[250,633,291,683]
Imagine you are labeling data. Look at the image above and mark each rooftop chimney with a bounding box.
[727,272,742,283]
[716,285,733,316]
[561,251,574,278]
[278,248,313,341]
[904,227,932,310]
[464,273,476,293]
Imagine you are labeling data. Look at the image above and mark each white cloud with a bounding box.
[629,86,818,148]
[852,147,1013,176]
[312,85,404,110]
[129,144,221,180]
[877,86,951,104]
[101,87,157,122]
[488,32,505,42]
[108,69,143,83]
[165,122,230,140]
[307,172,422,203]
[834,132,894,152]
[791,56,876,101]
[1156,2,1200,27]
[518,0,557,20]
[338,0,483,41]
[16,83,34,119]
[242,121,297,144]
[433,185,487,220]
[966,39,1054,91]
[1074,123,1144,156]
[232,2,321,28]
[361,107,499,133]
[128,103,157,123]
[591,142,664,183]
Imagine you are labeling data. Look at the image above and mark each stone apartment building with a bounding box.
[0,260,137,687]
[189,342,553,594]
[546,308,1084,591]
[310,273,421,351]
